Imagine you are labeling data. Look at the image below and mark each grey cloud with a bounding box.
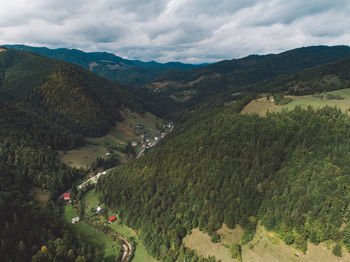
[1,0,350,63]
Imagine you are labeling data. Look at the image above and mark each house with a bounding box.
[63,193,71,201]
[142,143,146,147]
[154,137,158,141]
[131,141,137,146]
[72,217,80,224]
[108,216,116,223]
[105,152,111,156]
[97,206,102,212]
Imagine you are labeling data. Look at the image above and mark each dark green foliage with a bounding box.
[97,104,350,259]
[0,48,144,137]
[333,243,342,257]
[252,55,350,96]
[210,232,220,243]
[230,243,242,261]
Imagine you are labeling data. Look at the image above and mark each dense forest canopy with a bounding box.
[0,97,105,261]
[0,48,144,137]
[97,105,350,261]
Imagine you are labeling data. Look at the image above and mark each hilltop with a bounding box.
[0,47,145,137]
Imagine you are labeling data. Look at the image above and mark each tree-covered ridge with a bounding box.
[250,55,350,95]
[148,46,350,108]
[0,48,144,137]
[97,105,350,261]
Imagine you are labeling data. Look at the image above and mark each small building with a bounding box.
[105,152,111,156]
[72,217,80,224]
[131,141,137,146]
[63,193,71,201]
[108,216,116,223]
[154,137,159,141]
[97,206,102,212]
[142,143,146,147]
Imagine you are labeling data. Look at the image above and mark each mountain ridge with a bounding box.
[4,44,202,86]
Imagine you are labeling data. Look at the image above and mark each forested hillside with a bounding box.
[147,46,350,108]
[0,98,105,261]
[97,104,350,261]
[0,48,144,137]
[249,55,350,95]
[5,44,200,86]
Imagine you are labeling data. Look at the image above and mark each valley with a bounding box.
[3,44,350,262]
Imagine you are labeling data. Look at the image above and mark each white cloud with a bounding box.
[0,0,349,63]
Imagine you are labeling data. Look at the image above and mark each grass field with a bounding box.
[183,228,234,262]
[183,222,350,262]
[241,88,350,116]
[31,187,50,208]
[63,204,123,261]
[82,189,157,262]
[59,109,164,168]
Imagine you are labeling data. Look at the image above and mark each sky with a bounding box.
[1,0,350,63]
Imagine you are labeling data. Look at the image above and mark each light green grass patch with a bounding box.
[242,88,350,116]
[63,204,122,261]
[82,189,157,262]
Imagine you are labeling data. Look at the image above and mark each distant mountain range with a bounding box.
[146,45,350,109]
[4,44,202,86]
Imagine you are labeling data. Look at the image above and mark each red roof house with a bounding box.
[63,193,71,201]
[108,216,116,222]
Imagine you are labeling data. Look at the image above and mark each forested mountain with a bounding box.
[0,47,144,137]
[147,45,350,108]
[249,55,350,95]
[5,45,201,86]
[97,102,350,261]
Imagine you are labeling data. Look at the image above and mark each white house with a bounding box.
[97,206,102,212]
[72,217,80,224]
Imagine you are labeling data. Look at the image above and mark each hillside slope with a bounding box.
[147,46,350,108]
[0,48,144,137]
[97,103,350,261]
[5,44,201,86]
[250,55,350,95]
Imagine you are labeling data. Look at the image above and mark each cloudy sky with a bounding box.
[1,0,350,63]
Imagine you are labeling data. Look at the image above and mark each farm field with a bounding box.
[183,223,349,262]
[82,189,157,262]
[241,88,350,116]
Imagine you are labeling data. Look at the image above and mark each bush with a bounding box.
[210,232,220,243]
[332,243,342,257]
